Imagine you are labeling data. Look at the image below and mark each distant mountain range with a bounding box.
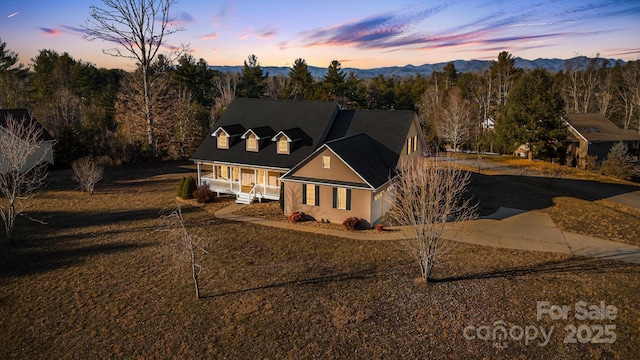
[209,56,626,79]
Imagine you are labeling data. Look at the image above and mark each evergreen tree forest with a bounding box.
[1,37,639,165]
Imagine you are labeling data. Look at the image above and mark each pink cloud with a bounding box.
[237,26,279,40]
[39,27,63,37]
[201,33,218,41]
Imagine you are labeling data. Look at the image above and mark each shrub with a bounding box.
[177,177,186,197]
[343,217,360,231]
[600,142,637,180]
[179,176,197,199]
[288,211,305,223]
[193,184,216,203]
[374,224,384,233]
[71,157,103,195]
[584,155,598,171]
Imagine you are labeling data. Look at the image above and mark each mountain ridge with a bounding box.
[209,56,626,79]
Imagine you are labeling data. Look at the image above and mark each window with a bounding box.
[322,156,330,169]
[217,134,228,149]
[592,127,600,133]
[277,137,289,154]
[246,134,258,151]
[302,183,319,206]
[333,187,351,210]
[407,136,417,155]
[220,166,229,179]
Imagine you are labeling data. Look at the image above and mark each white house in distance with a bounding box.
[481,117,495,131]
[0,109,55,172]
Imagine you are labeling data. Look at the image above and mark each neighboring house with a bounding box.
[0,109,55,172]
[481,117,495,131]
[564,113,640,167]
[191,98,425,226]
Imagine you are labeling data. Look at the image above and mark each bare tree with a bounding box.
[595,66,616,118]
[388,156,477,283]
[71,157,104,194]
[83,0,183,159]
[0,116,49,239]
[265,74,291,100]
[159,204,207,299]
[212,73,237,122]
[435,88,475,152]
[618,61,639,130]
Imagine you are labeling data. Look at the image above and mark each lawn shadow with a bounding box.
[431,256,640,283]
[201,266,398,299]
[19,205,202,235]
[0,241,153,278]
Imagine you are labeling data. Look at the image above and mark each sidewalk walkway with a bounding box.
[214,204,640,265]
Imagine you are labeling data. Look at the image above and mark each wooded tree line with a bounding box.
[1,37,639,165]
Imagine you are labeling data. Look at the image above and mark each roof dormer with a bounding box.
[212,124,245,149]
[241,126,275,153]
[271,128,305,155]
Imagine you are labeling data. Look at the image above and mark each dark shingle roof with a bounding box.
[564,113,640,142]
[326,109,416,156]
[0,109,54,141]
[191,99,340,169]
[324,133,399,188]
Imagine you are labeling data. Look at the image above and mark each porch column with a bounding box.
[239,167,242,192]
[263,170,267,194]
[229,166,232,191]
[196,162,201,186]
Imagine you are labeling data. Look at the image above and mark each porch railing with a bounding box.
[201,175,280,199]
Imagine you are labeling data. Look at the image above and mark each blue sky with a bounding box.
[1,0,639,70]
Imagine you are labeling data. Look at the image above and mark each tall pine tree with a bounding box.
[496,68,566,159]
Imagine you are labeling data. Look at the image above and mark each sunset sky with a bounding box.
[1,0,639,70]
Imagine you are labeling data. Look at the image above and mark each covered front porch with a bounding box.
[196,162,284,203]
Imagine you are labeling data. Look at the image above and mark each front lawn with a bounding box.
[0,162,638,358]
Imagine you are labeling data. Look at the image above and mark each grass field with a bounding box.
[1,162,638,359]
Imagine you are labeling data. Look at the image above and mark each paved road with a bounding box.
[455,157,640,209]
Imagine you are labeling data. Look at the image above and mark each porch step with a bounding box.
[236,193,253,204]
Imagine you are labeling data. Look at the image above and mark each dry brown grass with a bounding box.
[0,162,638,359]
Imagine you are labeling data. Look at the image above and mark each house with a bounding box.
[564,113,640,168]
[481,117,495,131]
[191,98,425,226]
[0,109,55,172]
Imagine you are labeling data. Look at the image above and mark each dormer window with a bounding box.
[271,128,304,156]
[246,133,258,152]
[277,137,289,154]
[218,133,228,149]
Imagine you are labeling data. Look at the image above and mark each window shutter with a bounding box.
[302,183,307,205]
[332,187,337,208]
[315,185,320,206]
[346,189,351,210]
